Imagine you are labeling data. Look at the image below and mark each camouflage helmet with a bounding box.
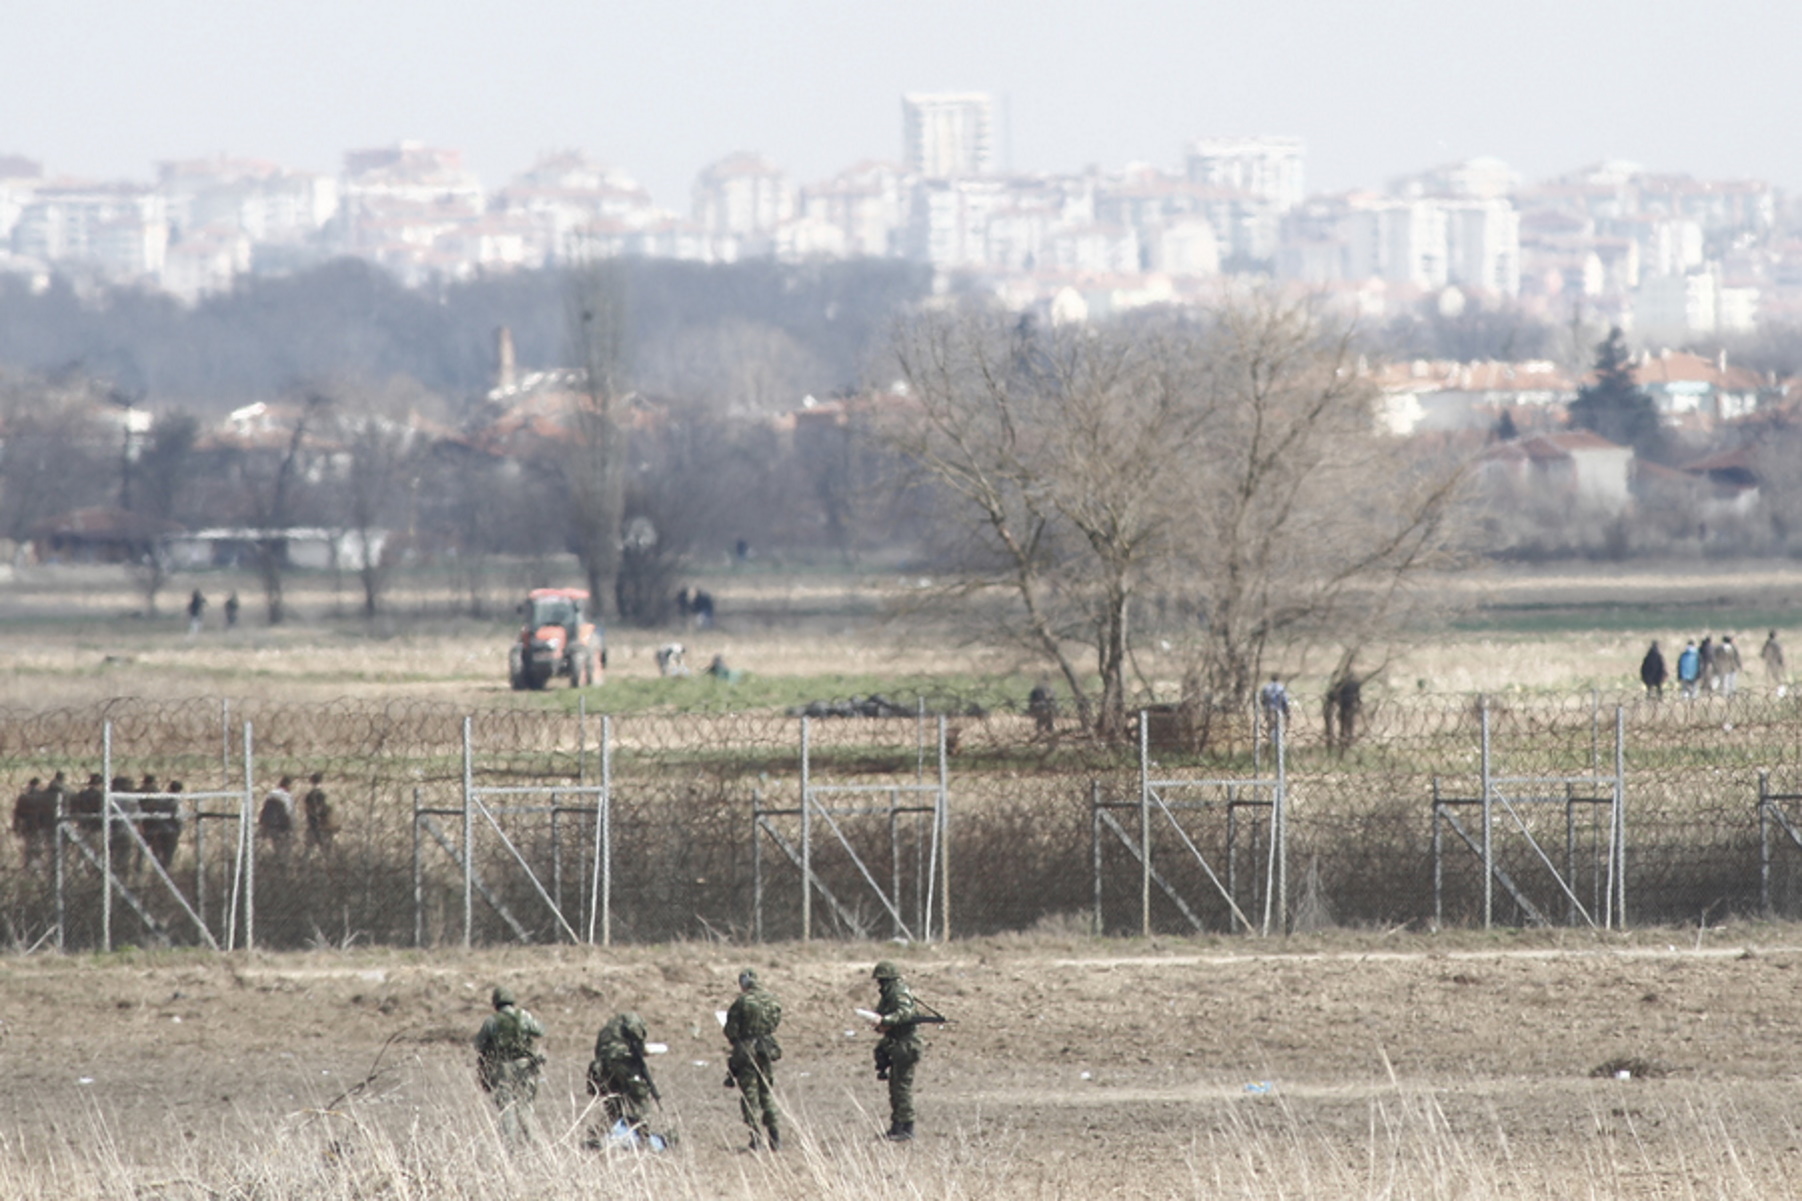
[738,967,759,990]
[491,985,516,1008]
[871,959,902,981]
[620,1012,647,1043]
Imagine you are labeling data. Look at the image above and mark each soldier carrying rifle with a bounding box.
[865,960,948,1143]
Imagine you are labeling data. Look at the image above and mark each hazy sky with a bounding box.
[4,0,1794,208]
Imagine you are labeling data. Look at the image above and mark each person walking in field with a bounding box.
[1677,640,1702,700]
[259,776,295,857]
[723,967,783,1150]
[475,986,545,1144]
[585,1012,662,1147]
[1639,641,1668,699]
[1717,635,1743,697]
[870,959,926,1142]
[186,589,207,635]
[11,777,51,866]
[302,772,337,853]
[1259,675,1290,731]
[1698,635,1717,694]
[1762,631,1786,688]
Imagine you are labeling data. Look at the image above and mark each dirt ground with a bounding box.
[7,928,1802,1195]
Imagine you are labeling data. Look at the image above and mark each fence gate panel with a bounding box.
[1093,711,1287,937]
[411,712,611,947]
[753,715,949,943]
[1431,702,1625,930]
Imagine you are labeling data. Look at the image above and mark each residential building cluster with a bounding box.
[1,94,1797,340]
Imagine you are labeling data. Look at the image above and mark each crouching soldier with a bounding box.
[474,986,545,1143]
[586,1011,667,1148]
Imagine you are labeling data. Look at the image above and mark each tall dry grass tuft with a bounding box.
[7,1056,1802,1199]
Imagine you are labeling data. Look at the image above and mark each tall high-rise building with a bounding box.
[1184,136,1305,212]
[902,93,995,178]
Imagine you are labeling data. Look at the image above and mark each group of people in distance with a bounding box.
[11,772,185,871]
[11,769,340,869]
[473,960,935,1151]
[256,773,337,856]
[1640,631,1786,699]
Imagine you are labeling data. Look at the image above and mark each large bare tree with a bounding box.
[891,297,1471,739]
[563,259,631,618]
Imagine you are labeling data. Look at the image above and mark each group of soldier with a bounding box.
[473,960,935,1151]
[10,770,338,870]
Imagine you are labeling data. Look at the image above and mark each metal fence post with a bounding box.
[937,715,950,942]
[412,788,424,947]
[599,715,612,946]
[1091,780,1103,936]
[1139,710,1150,939]
[462,715,473,949]
[800,716,812,943]
[1480,697,1493,930]
[1614,705,1627,929]
[1275,711,1287,935]
[53,779,65,952]
[102,721,113,954]
[241,721,255,952]
[752,786,764,943]
[1760,770,1772,918]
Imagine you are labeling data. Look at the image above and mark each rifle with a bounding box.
[629,1048,663,1108]
[856,996,951,1031]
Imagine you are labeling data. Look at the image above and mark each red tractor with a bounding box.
[509,588,604,690]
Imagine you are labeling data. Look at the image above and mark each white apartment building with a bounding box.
[13,183,169,280]
[1391,156,1518,201]
[1339,198,1447,290]
[0,155,43,242]
[495,152,661,261]
[692,153,796,244]
[800,161,910,257]
[902,93,994,178]
[158,157,338,246]
[1634,270,1717,343]
[1444,200,1520,295]
[1184,136,1305,212]
[904,177,1005,268]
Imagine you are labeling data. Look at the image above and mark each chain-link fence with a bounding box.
[2,689,1800,950]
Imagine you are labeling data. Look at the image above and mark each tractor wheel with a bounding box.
[508,647,527,691]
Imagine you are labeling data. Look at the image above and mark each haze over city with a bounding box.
[5,0,1796,203]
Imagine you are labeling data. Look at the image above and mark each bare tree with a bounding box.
[1174,300,1471,710]
[243,393,328,625]
[340,410,414,618]
[890,297,1472,739]
[891,310,1211,738]
[563,259,631,618]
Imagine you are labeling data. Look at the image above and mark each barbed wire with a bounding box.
[2,691,1800,949]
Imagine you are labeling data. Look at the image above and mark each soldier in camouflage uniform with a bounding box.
[723,967,783,1150]
[474,985,546,1143]
[586,1011,659,1144]
[871,959,923,1141]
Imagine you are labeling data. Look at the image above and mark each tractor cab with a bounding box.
[509,587,604,690]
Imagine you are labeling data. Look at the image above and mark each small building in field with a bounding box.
[28,507,183,564]
[1478,430,1634,513]
[165,527,387,571]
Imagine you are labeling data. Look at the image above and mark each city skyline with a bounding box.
[4,0,1798,210]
